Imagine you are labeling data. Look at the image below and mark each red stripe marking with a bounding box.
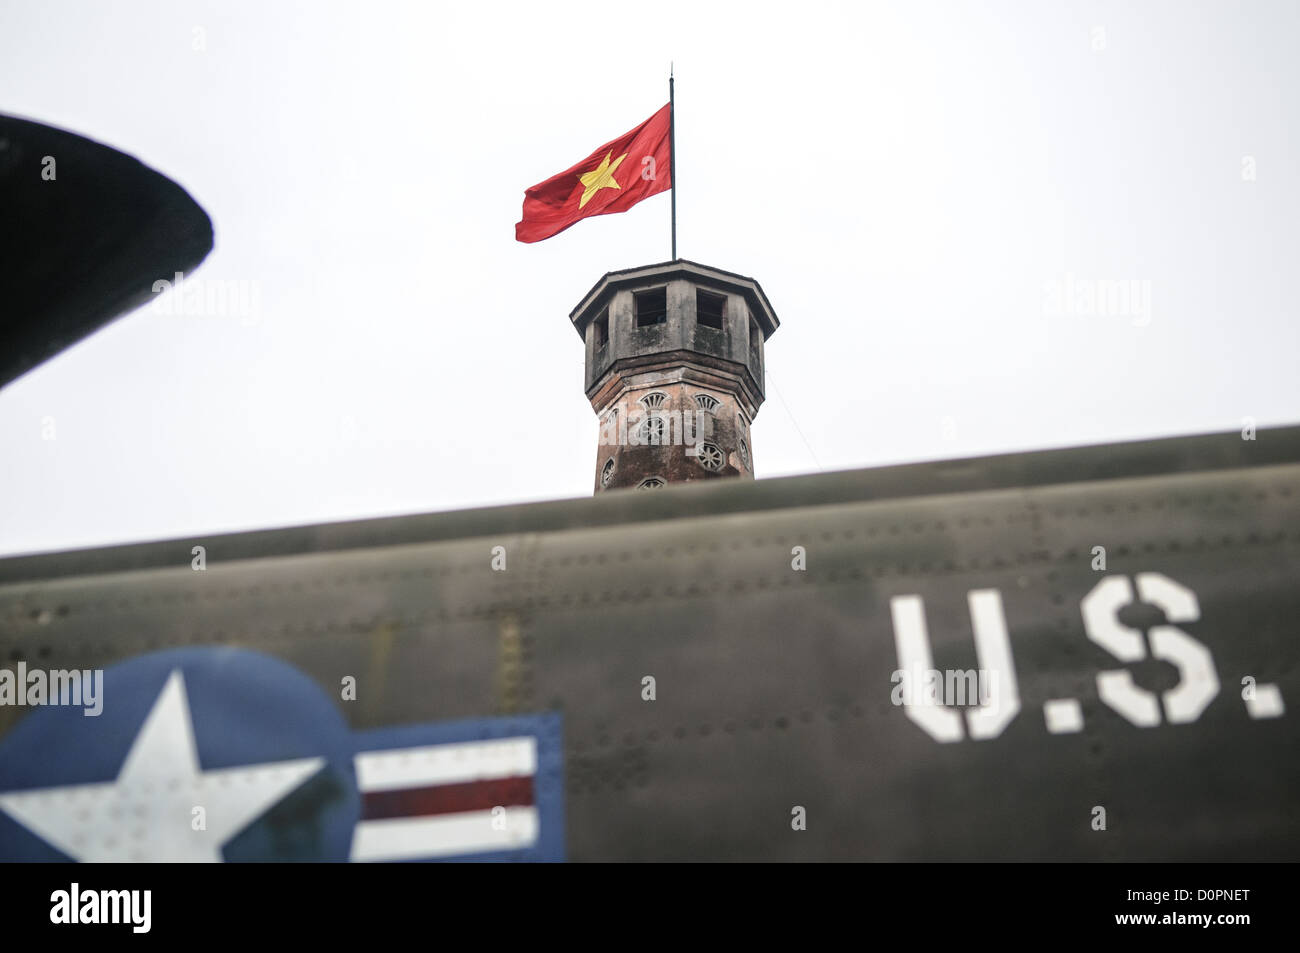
[361,775,534,820]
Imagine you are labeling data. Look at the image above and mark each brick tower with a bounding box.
[569,260,780,493]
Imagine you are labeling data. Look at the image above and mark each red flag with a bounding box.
[515,104,672,243]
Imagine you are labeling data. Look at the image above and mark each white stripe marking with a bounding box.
[350,807,539,862]
[355,737,537,792]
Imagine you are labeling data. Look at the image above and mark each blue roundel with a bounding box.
[0,647,359,862]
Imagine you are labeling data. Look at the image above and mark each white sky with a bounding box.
[1,0,1297,558]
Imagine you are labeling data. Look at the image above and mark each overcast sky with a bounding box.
[1,0,1297,558]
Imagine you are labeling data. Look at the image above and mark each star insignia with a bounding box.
[0,670,324,862]
[578,151,627,209]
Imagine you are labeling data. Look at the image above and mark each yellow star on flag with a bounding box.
[578,151,627,209]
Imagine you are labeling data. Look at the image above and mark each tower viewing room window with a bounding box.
[696,290,725,330]
[635,288,667,327]
[594,308,609,348]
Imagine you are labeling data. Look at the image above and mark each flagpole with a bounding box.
[669,66,677,261]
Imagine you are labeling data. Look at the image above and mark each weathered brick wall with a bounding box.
[593,382,754,493]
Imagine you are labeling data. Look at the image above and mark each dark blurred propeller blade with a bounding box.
[0,115,213,389]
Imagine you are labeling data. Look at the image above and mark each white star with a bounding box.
[0,670,324,862]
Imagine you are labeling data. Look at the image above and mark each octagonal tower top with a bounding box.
[569,260,781,494]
